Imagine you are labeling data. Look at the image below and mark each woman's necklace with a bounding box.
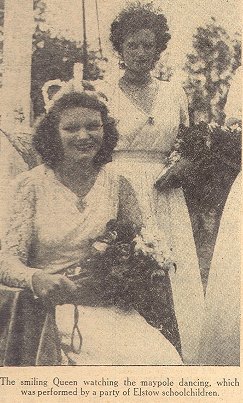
[54,165,99,212]
[119,76,159,124]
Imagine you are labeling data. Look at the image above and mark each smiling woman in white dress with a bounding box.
[0,80,182,365]
[96,2,205,364]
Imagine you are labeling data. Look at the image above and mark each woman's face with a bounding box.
[58,106,104,164]
[121,29,156,74]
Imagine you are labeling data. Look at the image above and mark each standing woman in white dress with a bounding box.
[98,2,205,364]
[199,67,242,365]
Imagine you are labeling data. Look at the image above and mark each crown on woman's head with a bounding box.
[42,78,108,113]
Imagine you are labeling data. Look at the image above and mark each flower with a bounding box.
[228,123,241,133]
[208,122,219,131]
[169,152,181,164]
[92,241,109,253]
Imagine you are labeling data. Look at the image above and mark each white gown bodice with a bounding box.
[98,79,189,154]
[0,163,119,287]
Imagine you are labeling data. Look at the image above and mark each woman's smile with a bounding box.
[71,139,97,152]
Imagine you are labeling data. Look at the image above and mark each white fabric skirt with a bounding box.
[112,156,205,364]
[56,305,183,365]
[199,173,241,365]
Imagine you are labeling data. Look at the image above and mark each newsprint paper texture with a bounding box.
[0,0,242,402]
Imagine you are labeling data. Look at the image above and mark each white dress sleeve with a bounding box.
[0,174,39,288]
[118,176,143,228]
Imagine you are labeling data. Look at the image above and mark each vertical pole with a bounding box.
[82,0,89,80]
[95,0,103,58]
[0,0,33,237]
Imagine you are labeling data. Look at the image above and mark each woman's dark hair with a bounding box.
[33,89,118,168]
[110,1,171,66]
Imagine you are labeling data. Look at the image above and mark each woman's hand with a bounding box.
[32,271,78,305]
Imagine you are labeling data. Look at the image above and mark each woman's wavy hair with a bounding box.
[33,90,118,168]
[110,1,171,67]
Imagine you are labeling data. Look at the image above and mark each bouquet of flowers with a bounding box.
[65,220,181,354]
[155,121,241,209]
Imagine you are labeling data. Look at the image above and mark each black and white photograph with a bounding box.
[0,0,241,381]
